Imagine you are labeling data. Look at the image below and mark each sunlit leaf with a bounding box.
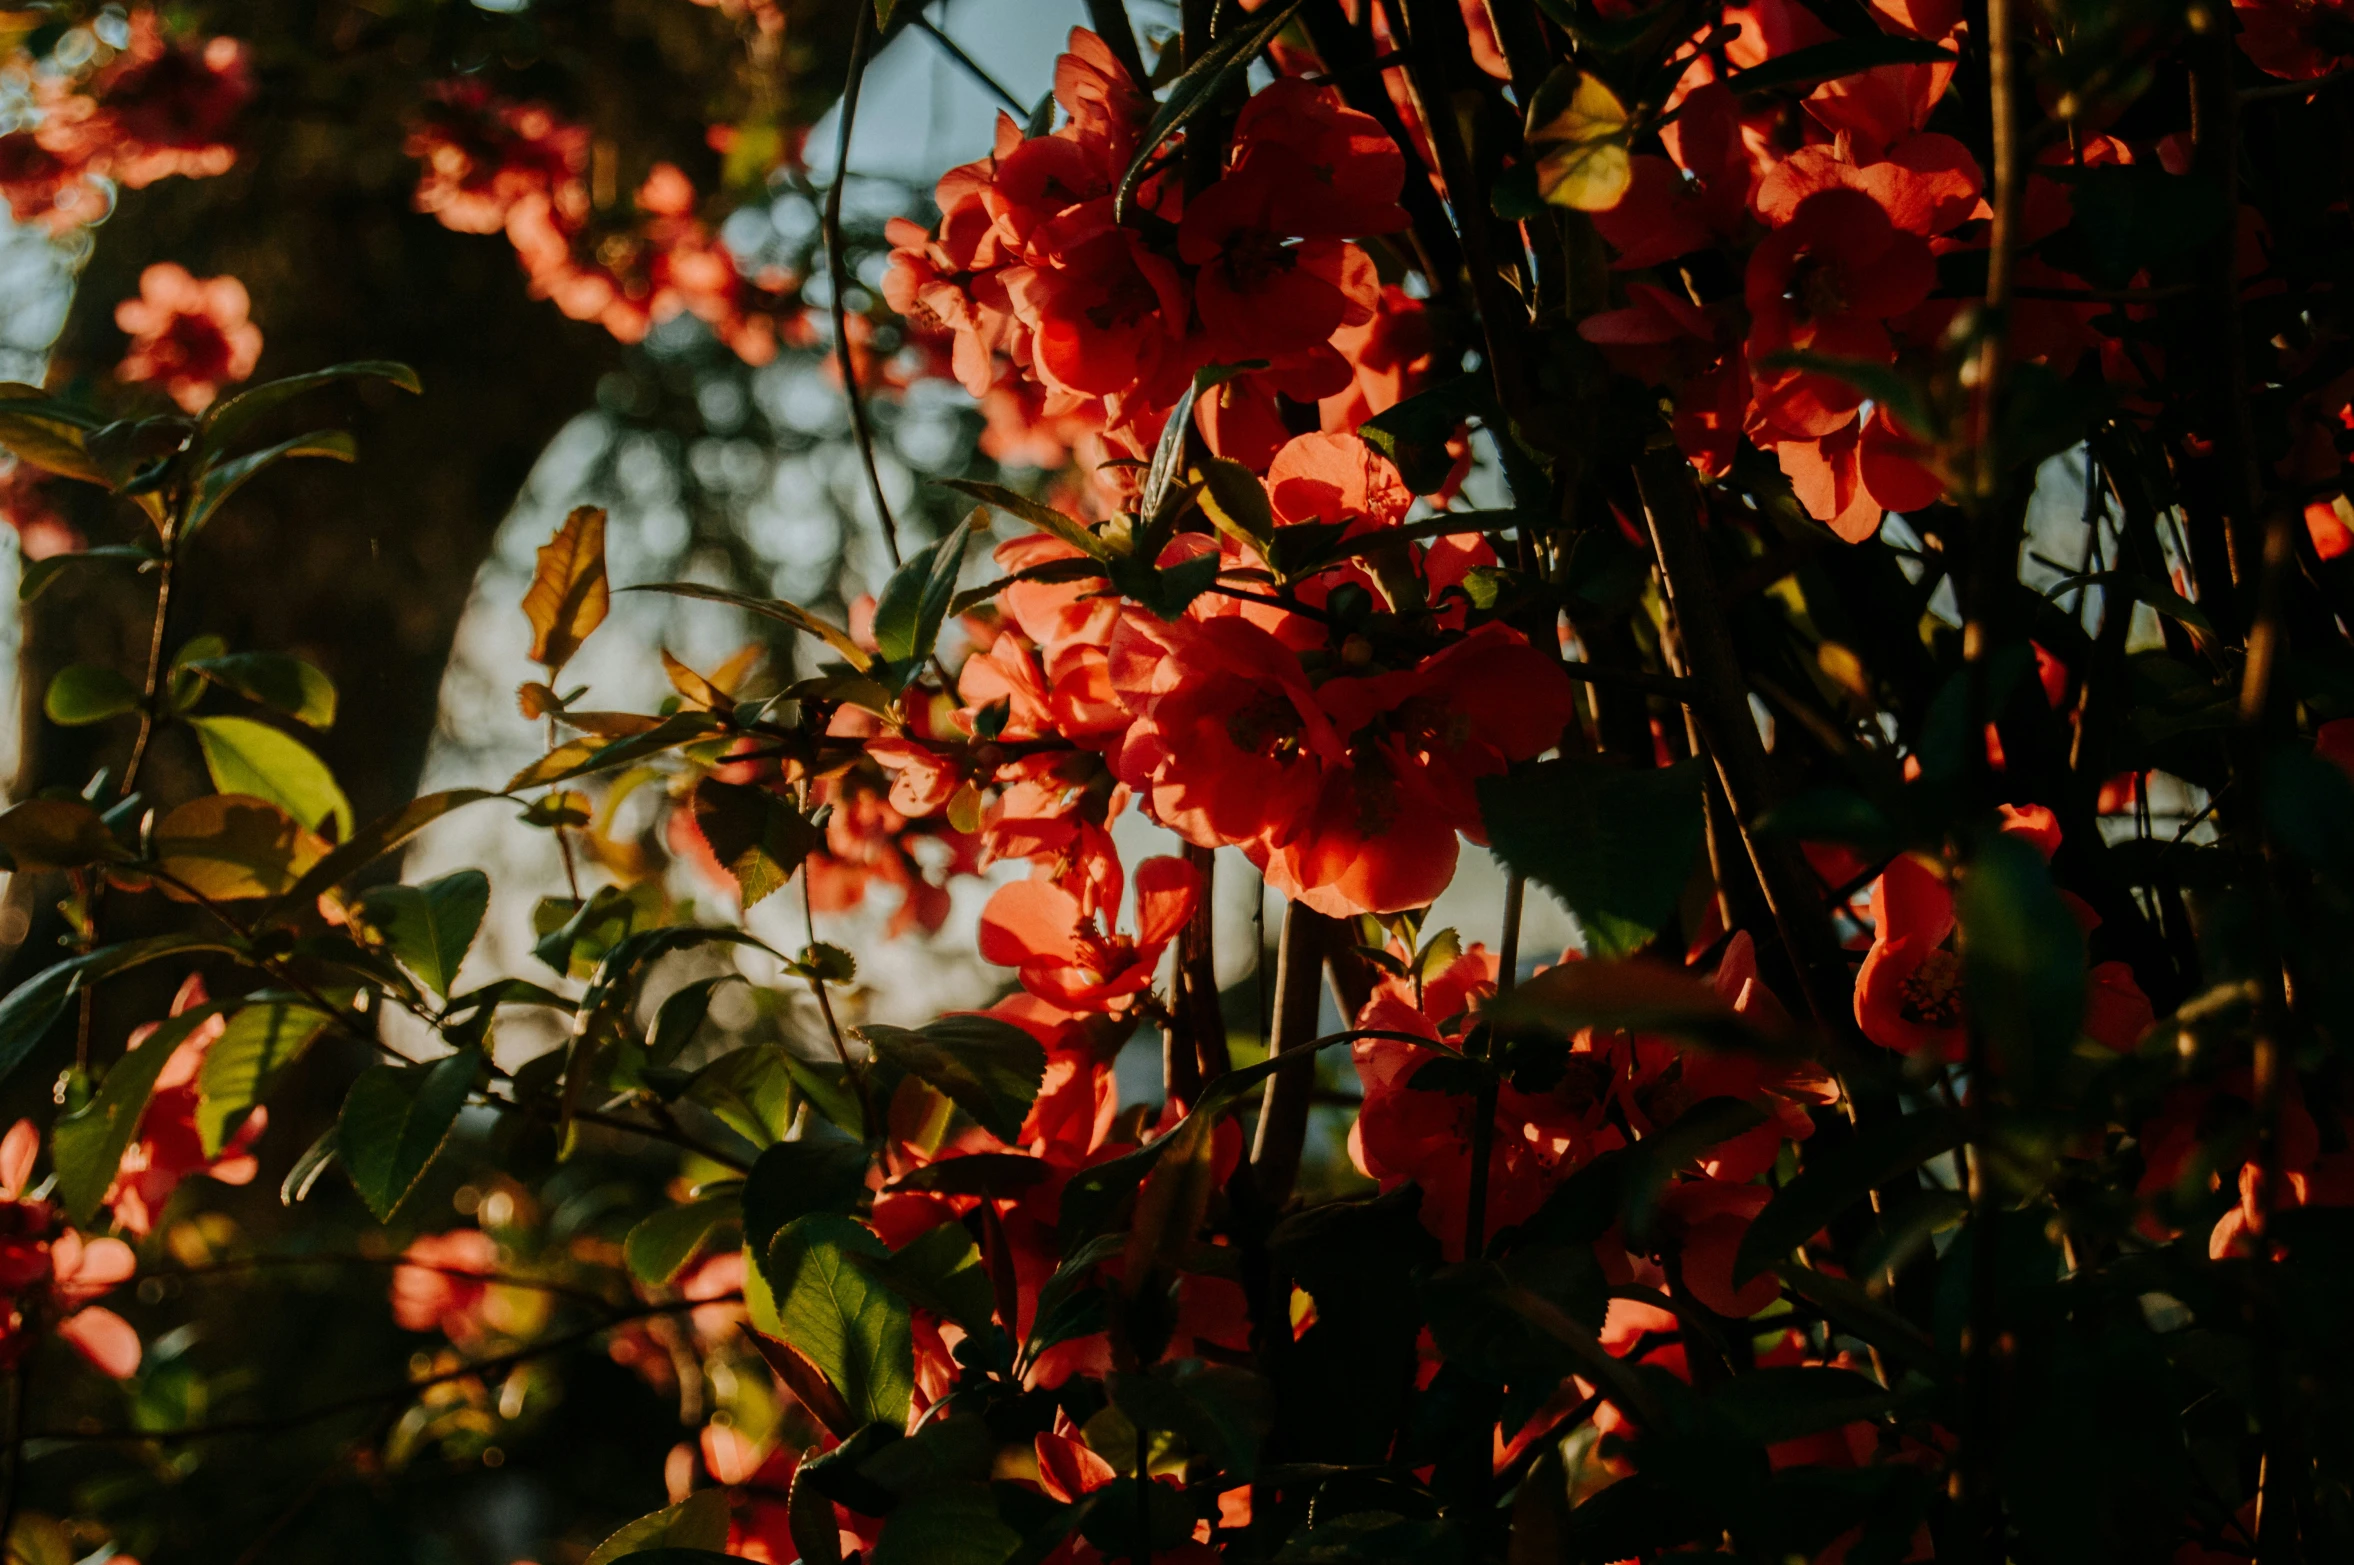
[187,715,354,838]
[357,869,489,999]
[53,998,235,1225]
[150,794,330,902]
[43,665,140,727]
[521,505,610,673]
[197,999,336,1155]
[757,1213,915,1432]
[1530,69,1632,212]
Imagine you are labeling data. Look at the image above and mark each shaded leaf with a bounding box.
[868,1483,1018,1565]
[0,932,239,1088]
[1483,957,1791,1053]
[182,651,337,728]
[54,999,234,1225]
[198,359,419,450]
[507,711,726,792]
[339,1047,481,1222]
[19,544,153,604]
[1479,759,1705,959]
[685,1046,802,1148]
[357,870,490,999]
[44,665,140,727]
[689,778,822,908]
[853,1219,995,1339]
[1721,35,1955,96]
[1114,0,1305,223]
[758,1213,916,1431]
[264,788,499,924]
[625,1196,741,1287]
[856,1016,1045,1142]
[151,794,330,902]
[743,1137,872,1256]
[936,478,1108,561]
[184,430,358,537]
[1734,1108,1962,1284]
[584,1490,732,1565]
[871,517,980,685]
[0,797,132,872]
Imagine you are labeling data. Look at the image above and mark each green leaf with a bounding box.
[1358,376,1489,495]
[1955,829,2086,1090]
[1483,956,1791,1054]
[868,1483,1018,1565]
[626,1196,742,1287]
[357,870,490,999]
[187,715,354,839]
[1704,1366,1898,1445]
[688,778,822,908]
[339,1047,481,1222]
[263,788,500,925]
[44,665,141,727]
[280,1126,338,1205]
[53,998,235,1225]
[0,407,109,486]
[1109,1361,1273,1481]
[0,932,241,1089]
[871,518,980,689]
[856,1016,1045,1142]
[185,430,360,537]
[935,479,1108,561]
[197,360,419,451]
[1733,1108,1962,1285]
[625,582,873,671]
[1192,457,1274,553]
[181,651,337,728]
[649,976,737,1065]
[685,1046,803,1148]
[1478,759,1706,959]
[195,999,335,1156]
[506,711,726,791]
[584,1490,733,1565]
[20,544,153,604]
[760,1213,915,1431]
[0,797,133,872]
[1113,0,1306,224]
[853,1220,995,1339]
[744,1139,872,1257]
[1720,35,1955,96]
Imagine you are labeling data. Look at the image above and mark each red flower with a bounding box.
[114,263,263,413]
[1010,228,1192,401]
[0,1123,141,1380]
[978,852,1200,1013]
[103,976,268,1238]
[41,10,253,190]
[1744,187,1936,438]
[2235,0,2354,80]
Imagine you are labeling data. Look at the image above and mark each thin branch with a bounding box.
[1249,901,1334,1208]
[912,14,1026,114]
[823,1,901,569]
[14,1298,732,1448]
[2241,66,2354,102]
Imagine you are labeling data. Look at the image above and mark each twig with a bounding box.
[912,14,1026,114]
[823,1,901,569]
[1248,901,1333,1207]
[801,868,874,1141]
[2241,66,2354,102]
[13,1297,731,1448]
[567,1106,753,1175]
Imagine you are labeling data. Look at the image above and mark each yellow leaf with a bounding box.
[151,795,328,902]
[522,505,610,672]
[662,649,732,712]
[1531,72,1632,213]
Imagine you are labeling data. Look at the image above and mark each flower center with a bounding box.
[1897,947,1964,1028]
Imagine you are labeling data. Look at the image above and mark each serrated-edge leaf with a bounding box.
[339,1047,481,1222]
[625,1196,741,1287]
[761,1213,915,1431]
[357,869,490,999]
[584,1491,733,1565]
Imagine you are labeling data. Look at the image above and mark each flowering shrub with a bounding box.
[8,0,2354,1561]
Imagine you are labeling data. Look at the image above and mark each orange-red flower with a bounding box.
[114,262,262,413]
[103,976,268,1238]
[979,852,1199,1013]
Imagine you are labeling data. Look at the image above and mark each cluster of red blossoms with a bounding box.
[0,8,252,234]
[884,34,1439,507]
[404,81,801,363]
